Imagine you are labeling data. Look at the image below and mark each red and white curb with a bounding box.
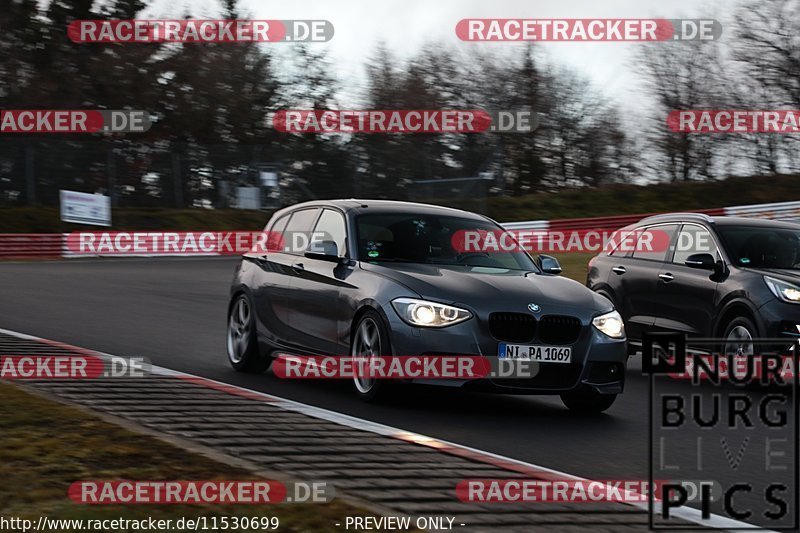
[0,326,770,531]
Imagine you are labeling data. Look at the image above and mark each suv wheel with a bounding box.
[722,317,756,357]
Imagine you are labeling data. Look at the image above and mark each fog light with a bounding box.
[588,362,624,383]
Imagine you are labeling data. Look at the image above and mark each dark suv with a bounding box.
[587,213,800,356]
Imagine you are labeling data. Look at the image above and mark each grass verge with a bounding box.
[550,252,593,283]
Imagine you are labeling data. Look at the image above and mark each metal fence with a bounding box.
[0,139,492,211]
[0,139,318,209]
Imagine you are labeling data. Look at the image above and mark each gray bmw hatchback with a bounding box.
[227,200,627,412]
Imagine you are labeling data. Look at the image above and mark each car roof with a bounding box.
[273,199,490,221]
[637,213,800,230]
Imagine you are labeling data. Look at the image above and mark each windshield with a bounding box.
[355,213,537,270]
[717,225,800,269]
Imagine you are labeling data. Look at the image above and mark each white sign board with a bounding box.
[259,171,278,187]
[235,187,261,210]
[60,190,111,226]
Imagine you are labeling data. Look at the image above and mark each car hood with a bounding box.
[361,262,612,317]
[743,267,800,284]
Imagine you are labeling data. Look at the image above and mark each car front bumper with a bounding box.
[383,307,628,395]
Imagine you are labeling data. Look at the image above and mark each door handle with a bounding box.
[658,273,674,282]
[611,266,627,275]
[291,262,305,272]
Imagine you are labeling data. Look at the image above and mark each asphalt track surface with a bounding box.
[0,257,796,527]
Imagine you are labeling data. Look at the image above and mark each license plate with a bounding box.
[498,343,572,363]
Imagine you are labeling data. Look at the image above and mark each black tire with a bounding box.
[721,316,757,358]
[560,386,617,414]
[227,293,270,373]
[351,309,394,402]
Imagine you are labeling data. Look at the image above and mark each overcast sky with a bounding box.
[145,0,731,107]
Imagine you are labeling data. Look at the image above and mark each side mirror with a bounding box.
[684,253,716,270]
[538,254,562,274]
[305,240,345,264]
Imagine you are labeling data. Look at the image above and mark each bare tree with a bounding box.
[732,0,800,173]
[637,41,728,182]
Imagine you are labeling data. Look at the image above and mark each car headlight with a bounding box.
[391,298,472,328]
[592,310,625,339]
[765,276,800,303]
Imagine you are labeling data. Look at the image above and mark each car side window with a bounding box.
[269,214,290,234]
[608,228,636,257]
[631,224,678,262]
[311,209,347,257]
[672,225,719,265]
[263,214,291,253]
[283,208,321,255]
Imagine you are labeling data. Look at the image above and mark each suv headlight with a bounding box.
[592,310,625,338]
[765,276,800,303]
[391,298,472,328]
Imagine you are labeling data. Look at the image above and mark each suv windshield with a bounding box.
[717,225,800,269]
[355,213,537,270]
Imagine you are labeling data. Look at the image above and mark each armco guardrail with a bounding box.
[0,234,63,258]
[501,219,549,231]
[0,233,220,259]
[502,209,726,233]
[500,201,800,233]
[724,200,800,221]
[547,209,726,231]
[0,200,798,258]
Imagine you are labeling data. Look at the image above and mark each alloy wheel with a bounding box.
[352,317,381,394]
[227,296,251,364]
[724,325,754,357]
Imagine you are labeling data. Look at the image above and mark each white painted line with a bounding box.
[0,326,773,531]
